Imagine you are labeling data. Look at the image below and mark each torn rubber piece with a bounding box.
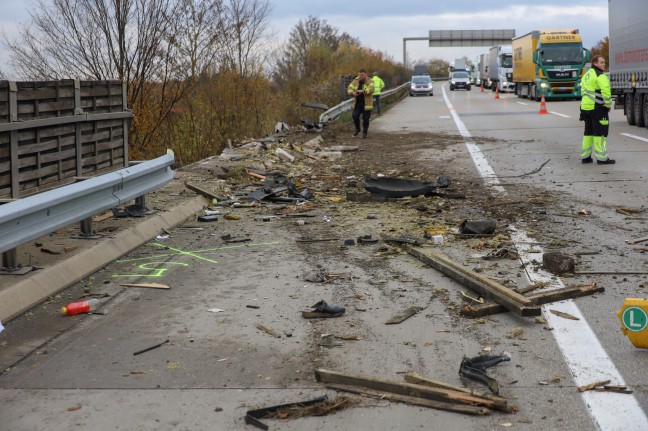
[464,353,511,371]
[245,395,328,430]
[357,235,379,244]
[459,220,497,235]
[459,353,510,395]
[459,362,500,395]
[382,236,426,245]
[364,177,437,198]
[197,215,218,222]
[363,176,452,198]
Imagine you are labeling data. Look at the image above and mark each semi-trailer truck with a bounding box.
[487,45,513,92]
[609,0,648,127]
[450,58,467,73]
[412,64,429,76]
[512,29,590,101]
[477,52,490,87]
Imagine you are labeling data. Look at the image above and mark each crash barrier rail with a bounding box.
[319,82,411,124]
[0,80,131,199]
[0,151,175,272]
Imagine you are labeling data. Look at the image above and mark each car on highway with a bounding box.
[450,71,471,91]
[410,75,434,96]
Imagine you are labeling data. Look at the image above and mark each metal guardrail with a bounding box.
[319,82,410,124]
[0,151,175,255]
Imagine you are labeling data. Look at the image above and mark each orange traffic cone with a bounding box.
[480,83,484,92]
[539,94,548,114]
[494,87,500,99]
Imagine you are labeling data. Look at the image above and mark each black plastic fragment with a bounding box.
[245,395,328,430]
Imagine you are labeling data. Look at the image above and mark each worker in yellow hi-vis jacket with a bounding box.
[347,68,375,139]
[372,72,385,115]
[580,55,615,165]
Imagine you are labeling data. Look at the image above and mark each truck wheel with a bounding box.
[634,93,645,128]
[643,95,648,129]
[530,85,536,101]
[467,86,471,91]
[626,93,636,125]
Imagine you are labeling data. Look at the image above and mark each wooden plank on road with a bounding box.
[403,245,541,317]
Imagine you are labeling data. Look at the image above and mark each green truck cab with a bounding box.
[512,29,591,101]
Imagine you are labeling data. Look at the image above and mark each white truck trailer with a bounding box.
[609,0,648,127]
[487,45,514,92]
[477,53,490,87]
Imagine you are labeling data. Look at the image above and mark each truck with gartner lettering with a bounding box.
[488,45,513,92]
[609,0,648,127]
[512,29,590,101]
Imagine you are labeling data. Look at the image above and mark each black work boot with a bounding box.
[362,132,368,139]
[597,159,616,165]
[581,156,593,164]
[353,129,360,137]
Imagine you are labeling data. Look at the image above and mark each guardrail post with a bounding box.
[71,217,101,240]
[74,79,83,177]
[122,82,129,167]
[1,249,34,276]
[70,177,101,240]
[9,81,19,198]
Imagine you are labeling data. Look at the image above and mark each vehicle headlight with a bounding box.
[451,81,456,84]
[540,82,548,89]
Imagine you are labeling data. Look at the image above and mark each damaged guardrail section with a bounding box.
[0,151,175,255]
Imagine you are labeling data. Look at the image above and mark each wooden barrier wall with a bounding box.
[0,80,132,198]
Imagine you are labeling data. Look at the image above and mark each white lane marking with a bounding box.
[442,86,648,431]
[550,111,570,118]
[517,102,528,106]
[621,133,648,143]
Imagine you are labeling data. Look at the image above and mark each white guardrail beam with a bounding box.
[0,151,175,255]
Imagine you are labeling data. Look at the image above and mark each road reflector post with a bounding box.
[617,298,648,348]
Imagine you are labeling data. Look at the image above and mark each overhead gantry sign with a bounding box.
[402,29,516,66]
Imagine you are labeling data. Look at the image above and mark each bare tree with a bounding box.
[172,0,230,80]
[273,16,359,86]
[220,0,273,77]
[5,0,184,105]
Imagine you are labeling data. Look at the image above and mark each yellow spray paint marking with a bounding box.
[617,298,648,349]
[112,241,281,278]
[112,261,189,278]
[116,241,281,264]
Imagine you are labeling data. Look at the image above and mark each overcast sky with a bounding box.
[270,0,609,65]
[1,0,609,75]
